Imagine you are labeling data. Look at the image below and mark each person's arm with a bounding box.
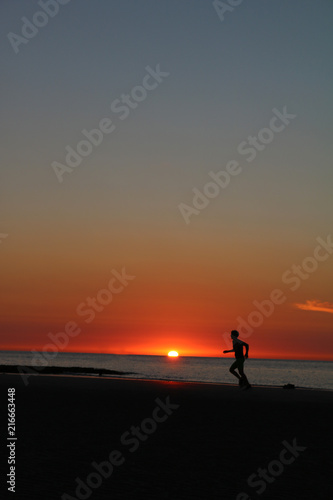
[243,342,249,358]
[223,349,235,354]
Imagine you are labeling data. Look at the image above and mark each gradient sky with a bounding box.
[1,0,333,360]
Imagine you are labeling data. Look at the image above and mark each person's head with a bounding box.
[231,330,239,340]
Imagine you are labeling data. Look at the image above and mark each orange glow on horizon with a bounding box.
[2,344,332,361]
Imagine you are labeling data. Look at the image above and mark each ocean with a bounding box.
[1,351,332,390]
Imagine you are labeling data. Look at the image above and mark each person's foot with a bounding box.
[239,377,245,387]
[242,383,252,390]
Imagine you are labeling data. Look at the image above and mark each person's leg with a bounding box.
[238,360,249,386]
[229,360,241,380]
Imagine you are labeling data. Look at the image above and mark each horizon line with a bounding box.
[0,349,332,362]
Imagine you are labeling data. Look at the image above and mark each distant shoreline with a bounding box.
[0,364,135,377]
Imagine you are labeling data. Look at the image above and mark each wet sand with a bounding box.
[0,374,332,499]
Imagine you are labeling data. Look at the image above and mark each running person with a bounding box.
[223,330,251,389]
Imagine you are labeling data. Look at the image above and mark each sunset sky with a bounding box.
[1,0,332,360]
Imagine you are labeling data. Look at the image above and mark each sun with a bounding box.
[168,351,179,357]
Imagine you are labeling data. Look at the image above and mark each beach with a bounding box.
[1,374,332,500]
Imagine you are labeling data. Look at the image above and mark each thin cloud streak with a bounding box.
[294,300,333,314]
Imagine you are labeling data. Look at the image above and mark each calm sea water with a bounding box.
[1,351,332,390]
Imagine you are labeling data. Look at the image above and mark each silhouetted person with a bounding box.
[223,330,251,389]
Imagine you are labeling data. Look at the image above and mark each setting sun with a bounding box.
[168,351,179,357]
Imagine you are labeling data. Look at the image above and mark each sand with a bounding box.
[0,373,332,500]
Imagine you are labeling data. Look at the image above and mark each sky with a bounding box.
[1,0,333,360]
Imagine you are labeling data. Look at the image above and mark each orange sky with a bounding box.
[1,229,332,360]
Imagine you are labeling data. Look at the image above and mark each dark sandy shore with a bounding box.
[0,374,332,500]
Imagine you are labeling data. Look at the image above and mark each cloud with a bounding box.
[294,300,333,314]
